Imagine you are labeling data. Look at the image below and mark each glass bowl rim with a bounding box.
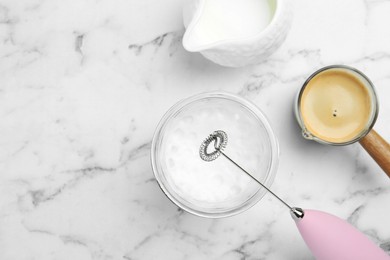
[150,91,279,218]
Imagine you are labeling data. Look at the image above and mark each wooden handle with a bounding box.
[359,129,390,178]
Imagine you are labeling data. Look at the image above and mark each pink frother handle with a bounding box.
[294,209,389,260]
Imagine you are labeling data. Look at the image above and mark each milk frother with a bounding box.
[200,130,389,260]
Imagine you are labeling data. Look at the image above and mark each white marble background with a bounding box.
[0,0,389,259]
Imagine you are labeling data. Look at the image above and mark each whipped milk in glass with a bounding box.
[152,93,278,217]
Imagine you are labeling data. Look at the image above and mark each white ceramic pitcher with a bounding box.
[182,0,292,67]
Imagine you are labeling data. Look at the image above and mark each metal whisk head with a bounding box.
[198,130,294,212]
[199,130,228,161]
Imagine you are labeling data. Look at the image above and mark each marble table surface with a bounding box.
[1,0,390,259]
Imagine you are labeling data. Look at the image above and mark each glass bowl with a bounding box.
[151,92,279,218]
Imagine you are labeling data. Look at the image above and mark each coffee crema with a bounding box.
[300,69,372,143]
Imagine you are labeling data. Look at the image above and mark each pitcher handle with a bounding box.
[359,129,390,178]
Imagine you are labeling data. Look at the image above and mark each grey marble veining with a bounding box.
[0,0,389,259]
